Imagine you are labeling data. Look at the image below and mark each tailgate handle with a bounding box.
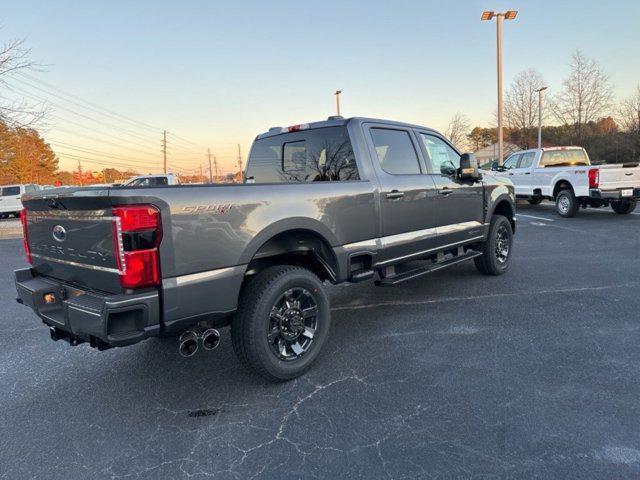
[386,190,405,200]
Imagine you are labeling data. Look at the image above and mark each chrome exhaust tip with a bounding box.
[201,328,220,351]
[178,330,199,357]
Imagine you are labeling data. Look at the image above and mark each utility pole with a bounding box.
[237,144,243,181]
[77,159,83,186]
[207,148,213,183]
[334,90,342,116]
[199,164,203,183]
[162,130,167,174]
[535,86,548,149]
[481,10,517,166]
[214,156,219,182]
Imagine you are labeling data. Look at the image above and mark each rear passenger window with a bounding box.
[246,126,359,183]
[1,187,20,196]
[518,152,536,169]
[370,128,421,175]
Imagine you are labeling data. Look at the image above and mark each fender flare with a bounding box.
[238,217,340,267]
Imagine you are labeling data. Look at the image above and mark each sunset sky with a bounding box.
[2,0,639,174]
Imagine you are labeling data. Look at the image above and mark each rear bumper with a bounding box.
[14,268,160,348]
[589,188,640,200]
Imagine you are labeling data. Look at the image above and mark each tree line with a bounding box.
[446,50,640,164]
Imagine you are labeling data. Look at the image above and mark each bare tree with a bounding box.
[618,84,640,133]
[504,69,546,147]
[551,50,612,136]
[0,37,45,126]
[445,113,470,151]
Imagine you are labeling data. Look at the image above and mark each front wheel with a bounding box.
[611,200,637,215]
[555,189,579,217]
[474,215,513,276]
[231,265,331,382]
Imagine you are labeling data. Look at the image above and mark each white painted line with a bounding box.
[332,282,640,312]
[516,213,555,222]
[581,208,640,216]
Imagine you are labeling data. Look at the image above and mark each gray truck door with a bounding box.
[364,124,439,263]
[416,132,485,247]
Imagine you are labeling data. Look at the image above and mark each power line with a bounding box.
[7,74,209,156]
[14,72,211,154]
[13,71,162,133]
[49,140,162,165]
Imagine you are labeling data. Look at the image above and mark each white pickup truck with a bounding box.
[120,173,181,187]
[491,147,640,217]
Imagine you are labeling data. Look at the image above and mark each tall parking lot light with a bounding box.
[334,90,342,116]
[535,86,548,149]
[481,10,518,165]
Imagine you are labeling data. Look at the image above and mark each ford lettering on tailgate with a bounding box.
[26,212,119,272]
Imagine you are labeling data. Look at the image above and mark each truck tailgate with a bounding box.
[22,190,123,293]
[598,164,640,190]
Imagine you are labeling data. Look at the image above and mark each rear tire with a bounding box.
[231,265,330,382]
[474,215,513,276]
[555,189,579,217]
[527,197,543,205]
[611,200,637,214]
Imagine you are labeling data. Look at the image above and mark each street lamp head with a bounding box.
[481,10,494,20]
[536,86,548,93]
[335,90,342,95]
[504,10,518,20]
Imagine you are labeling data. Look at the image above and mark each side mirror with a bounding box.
[459,153,481,181]
[440,163,457,177]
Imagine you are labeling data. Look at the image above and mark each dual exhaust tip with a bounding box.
[178,328,220,357]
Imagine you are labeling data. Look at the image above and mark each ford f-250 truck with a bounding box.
[15,117,516,381]
[491,146,640,217]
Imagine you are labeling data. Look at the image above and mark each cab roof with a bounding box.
[255,116,441,140]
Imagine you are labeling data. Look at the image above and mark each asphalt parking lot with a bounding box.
[1,202,640,479]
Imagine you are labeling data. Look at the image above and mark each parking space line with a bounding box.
[332,282,639,312]
[579,208,640,216]
[516,213,555,222]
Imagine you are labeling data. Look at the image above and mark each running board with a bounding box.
[375,251,482,287]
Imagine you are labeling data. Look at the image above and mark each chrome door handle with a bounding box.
[524,172,531,175]
[386,190,404,200]
[438,188,454,196]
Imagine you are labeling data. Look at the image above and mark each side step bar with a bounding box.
[375,250,482,287]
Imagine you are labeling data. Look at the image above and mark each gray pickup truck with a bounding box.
[15,117,516,381]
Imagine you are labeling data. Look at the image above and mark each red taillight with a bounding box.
[588,168,599,188]
[112,205,159,231]
[20,209,32,264]
[113,205,162,289]
[120,250,160,289]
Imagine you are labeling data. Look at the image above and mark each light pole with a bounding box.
[481,10,517,165]
[334,90,342,116]
[535,86,548,149]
